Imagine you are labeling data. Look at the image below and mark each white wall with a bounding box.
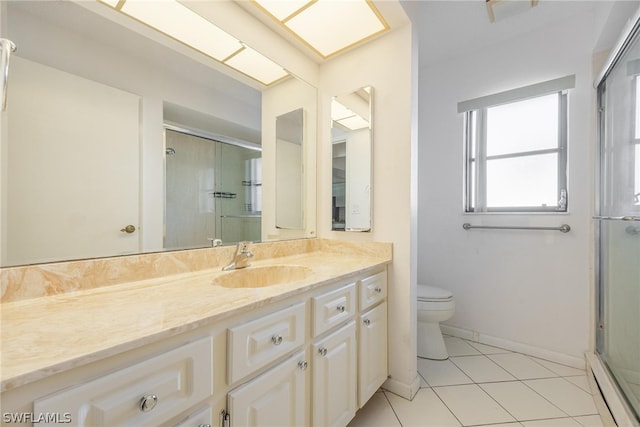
[418,9,599,365]
[318,22,420,398]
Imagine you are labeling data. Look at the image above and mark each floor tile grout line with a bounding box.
[428,384,469,427]
[478,378,577,422]
[459,337,587,377]
[521,377,599,424]
[381,389,405,427]
[449,353,518,383]
[445,337,594,420]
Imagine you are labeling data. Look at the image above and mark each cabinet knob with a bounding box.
[336,305,345,313]
[374,287,382,293]
[298,360,308,370]
[363,319,371,326]
[139,393,158,412]
[271,335,283,345]
[318,347,328,356]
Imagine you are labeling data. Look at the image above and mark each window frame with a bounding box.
[463,90,569,213]
[633,74,640,210]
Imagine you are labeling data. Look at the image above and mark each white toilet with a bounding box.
[417,284,455,360]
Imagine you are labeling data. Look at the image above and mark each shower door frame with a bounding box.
[593,7,640,426]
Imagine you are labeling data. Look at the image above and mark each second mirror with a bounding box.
[331,86,373,232]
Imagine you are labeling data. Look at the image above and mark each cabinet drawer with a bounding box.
[227,302,305,384]
[33,337,213,427]
[173,405,213,427]
[312,283,356,337]
[359,271,387,311]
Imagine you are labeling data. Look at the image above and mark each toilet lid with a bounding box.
[417,284,453,301]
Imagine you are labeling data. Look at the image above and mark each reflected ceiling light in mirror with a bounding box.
[97,0,288,85]
[253,0,389,59]
[331,99,369,130]
[225,45,288,86]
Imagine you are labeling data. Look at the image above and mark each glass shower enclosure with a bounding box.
[596,11,640,423]
[164,128,262,250]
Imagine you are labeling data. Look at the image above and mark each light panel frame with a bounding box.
[253,0,390,59]
[98,0,288,86]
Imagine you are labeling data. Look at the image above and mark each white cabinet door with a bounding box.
[228,351,308,427]
[358,302,388,408]
[312,321,357,427]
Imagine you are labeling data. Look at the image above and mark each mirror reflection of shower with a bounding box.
[164,128,261,250]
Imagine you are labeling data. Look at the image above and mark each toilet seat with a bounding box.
[418,284,453,302]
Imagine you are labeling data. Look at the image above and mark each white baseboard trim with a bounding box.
[382,374,421,401]
[586,352,639,427]
[441,325,585,369]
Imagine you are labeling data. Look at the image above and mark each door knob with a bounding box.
[120,225,136,233]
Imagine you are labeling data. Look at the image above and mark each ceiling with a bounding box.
[409,0,600,67]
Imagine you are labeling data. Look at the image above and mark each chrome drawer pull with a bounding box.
[363,319,371,326]
[199,424,212,427]
[271,335,283,345]
[318,347,328,356]
[336,305,346,313]
[374,287,382,293]
[139,393,158,412]
[298,360,308,370]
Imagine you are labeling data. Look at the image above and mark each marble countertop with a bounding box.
[0,248,391,392]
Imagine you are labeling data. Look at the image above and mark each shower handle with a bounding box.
[593,216,640,221]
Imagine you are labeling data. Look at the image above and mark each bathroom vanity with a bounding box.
[0,239,391,427]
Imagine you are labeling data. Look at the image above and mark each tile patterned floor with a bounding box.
[348,337,605,427]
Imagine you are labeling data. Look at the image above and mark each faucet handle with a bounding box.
[238,241,252,253]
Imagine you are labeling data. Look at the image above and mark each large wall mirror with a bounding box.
[331,86,373,231]
[0,0,317,267]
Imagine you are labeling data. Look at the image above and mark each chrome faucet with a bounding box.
[222,241,254,271]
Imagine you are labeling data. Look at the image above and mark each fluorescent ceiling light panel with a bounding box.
[254,0,312,21]
[255,0,388,58]
[331,99,355,121]
[225,46,288,86]
[120,0,243,61]
[337,115,369,130]
[97,0,290,86]
[98,0,120,7]
[332,99,368,130]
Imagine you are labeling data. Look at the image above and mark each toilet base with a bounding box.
[417,321,448,360]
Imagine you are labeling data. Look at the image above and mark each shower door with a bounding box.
[164,129,261,250]
[596,18,640,421]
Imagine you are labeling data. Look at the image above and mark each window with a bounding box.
[459,76,574,213]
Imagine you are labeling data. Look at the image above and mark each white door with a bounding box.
[3,56,140,265]
[228,351,308,427]
[312,321,357,427]
[358,302,388,408]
